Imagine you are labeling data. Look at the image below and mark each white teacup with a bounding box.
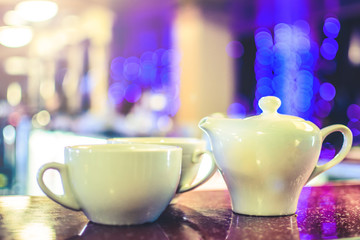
[108,137,217,193]
[37,143,182,225]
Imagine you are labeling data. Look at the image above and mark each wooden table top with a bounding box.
[2,182,360,239]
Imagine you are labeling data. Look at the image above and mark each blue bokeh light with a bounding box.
[323,17,340,38]
[255,86,273,100]
[109,46,182,121]
[160,68,171,85]
[295,35,311,52]
[257,77,272,87]
[139,62,156,87]
[320,38,339,60]
[319,82,336,101]
[300,52,314,67]
[255,30,273,49]
[294,96,312,112]
[296,70,313,90]
[256,48,273,65]
[254,63,273,79]
[124,84,142,103]
[254,20,320,119]
[312,77,321,94]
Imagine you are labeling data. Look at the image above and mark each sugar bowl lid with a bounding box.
[240,96,319,134]
[248,96,313,123]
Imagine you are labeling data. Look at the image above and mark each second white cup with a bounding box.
[108,137,217,192]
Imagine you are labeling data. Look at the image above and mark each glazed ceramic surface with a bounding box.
[37,143,182,225]
[199,96,353,216]
[108,137,217,192]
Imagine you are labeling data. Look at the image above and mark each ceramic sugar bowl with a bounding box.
[199,96,353,216]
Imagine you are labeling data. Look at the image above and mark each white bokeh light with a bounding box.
[15,0,58,22]
[0,26,33,48]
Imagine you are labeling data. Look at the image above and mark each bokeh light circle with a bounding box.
[227,102,246,118]
[320,38,338,60]
[108,82,125,104]
[255,30,273,49]
[124,84,142,103]
[319,82,336,101]
[315,99,332,118]
[348,119,360,137]
[347,104,360,120]
[323,17,340,38]
[110,57,125,80]
[226,41,244,58]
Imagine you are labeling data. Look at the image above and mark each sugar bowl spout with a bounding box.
[198,114,237,150]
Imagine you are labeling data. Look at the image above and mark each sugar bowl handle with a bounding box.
[307,124,353,182]
[37,162,81,210]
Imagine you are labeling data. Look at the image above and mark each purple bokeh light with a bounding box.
[161,49,181,66]
[123,61,141,81]
[110,57,126,81]
[347,104,360,120]
[140,51,157,65]
[226,41,244,58]
[154,49,166,66]
[227,102,247,118]
[348,119,360,137]
[108,82,125,104]
[315,99,332,118]
[166,98,181,117]
[319,142,336,160]
[294,20,310,35]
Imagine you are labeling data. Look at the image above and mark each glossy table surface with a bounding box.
[2,182,360,239]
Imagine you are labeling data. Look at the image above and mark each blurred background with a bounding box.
[0,0,360,195]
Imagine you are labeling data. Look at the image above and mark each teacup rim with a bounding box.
[65,143,182,153]
[108,137,206,145]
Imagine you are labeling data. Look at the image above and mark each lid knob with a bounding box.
[259,96,281,114]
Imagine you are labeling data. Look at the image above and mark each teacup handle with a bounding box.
[37,162,81,210]
[178,150,217,193]
[307,124,353,182]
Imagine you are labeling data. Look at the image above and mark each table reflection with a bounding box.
[226,214,299,240]
[0,187,360,239]
[69,222,167,240]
